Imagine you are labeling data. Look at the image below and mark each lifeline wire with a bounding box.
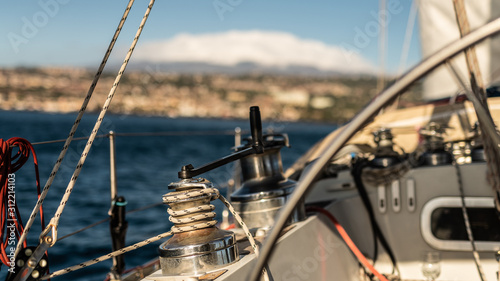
[15,0,136,257]
[57,202,163,242]
[42,187,265,280]
[30,130,251,146]
[42,0,155,244]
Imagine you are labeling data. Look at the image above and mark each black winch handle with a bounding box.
[178,106,265,179]
[250,106,264,153]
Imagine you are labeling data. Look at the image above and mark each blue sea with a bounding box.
[0,110,336,281]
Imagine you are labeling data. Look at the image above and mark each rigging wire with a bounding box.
[15,0,136,257]
[452,160,488,281]
[56,202,163,242]
[31,135,108,146]
[0,138,45,266]
[30,130,252,146]
[443,61,487,280]
[13,2,156,279]
[452,3,500,277]
[41,0,156,247]
[452,0,500,217]
[113,130,250,138]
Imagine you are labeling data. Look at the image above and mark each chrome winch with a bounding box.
[470,121,486,162]
[157,106,302,276]
[230,133,305,231]
[370,128,401,168]
[158,178,238,276]
[419,122,453,166]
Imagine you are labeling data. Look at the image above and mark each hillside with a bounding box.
[0,67,422,122]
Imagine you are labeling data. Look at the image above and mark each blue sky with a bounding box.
[1,0,421,74]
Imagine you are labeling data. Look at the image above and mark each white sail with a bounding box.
[418,0,500,100]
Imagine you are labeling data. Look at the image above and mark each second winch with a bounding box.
[230,130,305,231]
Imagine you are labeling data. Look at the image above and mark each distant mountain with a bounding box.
[127,61,350,76]
[129,30,377,76]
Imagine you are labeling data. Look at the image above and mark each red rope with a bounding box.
[307,206,390,281]
[0,138,45,268]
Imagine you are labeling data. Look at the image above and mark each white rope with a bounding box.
[452,160,488,281]
[15,0,136,257]
[218,194,270,281]
[163,186,264,259]
[41,186,271,280]
[42,0,155,244]
[162,187,260,253]
[452,0,500,208]
[163,188,219,233]
[451,5,498,281]
[42,231,172,279]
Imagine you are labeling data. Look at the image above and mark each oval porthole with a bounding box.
[421,197,500,251]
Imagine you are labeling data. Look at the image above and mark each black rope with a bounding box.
[351,159,378,262]
[351,158,399,275]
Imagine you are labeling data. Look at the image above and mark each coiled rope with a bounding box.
[163,186,261,256]
[163,187,269,280]
[15,0,136,257]
[0,138,45,267]
[163,188,219,233]
[42,188,264,280]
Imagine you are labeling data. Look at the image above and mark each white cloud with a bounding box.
[134,30,376,74]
